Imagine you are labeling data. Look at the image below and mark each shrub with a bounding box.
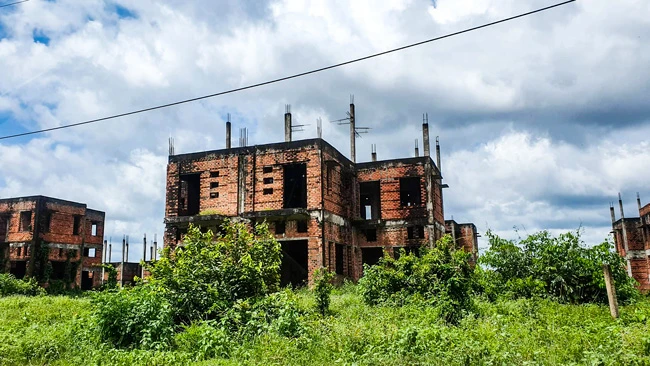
[358,235,474,324]
[220,290,305,339]
[0,273,45,297]
[313,267,334,316]
[91,285,174,350]
[101,264,118,290]
[479,230,639,304]
[174,321,233,361]
[146,220,282,324]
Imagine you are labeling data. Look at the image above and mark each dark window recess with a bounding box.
[296,220,308,233]
[0,215,9,242]
[362,247,383,267]
[280,240,308,287]
[335,244,344,275]
[407,225,425,240]
[50,261,67,280]
[179,174,201,216]
[360,181,381,220]
[9,261,26,279]
[283,163,307,208]
[91,223,98,236]
[210,192,219,198]
[59,248,64,257]
[365,229,377,242]
[263,166,273,173]
[275,221,286,234]
[83,247,90,256]
[263,188,273,195]
[17,246,22,256]
[73,215,82,235]
[399,177,422,207]
[19,211,32,232]
[210,171,220,178]
[263,177,274,184]
[43,211,52,232]
[210,182,219,188]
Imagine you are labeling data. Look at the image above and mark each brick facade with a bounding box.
[0,196,105,290]
[611,196,650,291]
[164,136,471,285]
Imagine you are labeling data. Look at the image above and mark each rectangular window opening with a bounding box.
[210,192,219,198]
[399,177,422,207]
[179,174,201,216]
[335,244,344,275]
[263,177,274,184]
[263,188,273,195]
[91,223,98,236]
[359,181,380,219]
[283,163,307,209]
[407,225,424,240]
[44,211,52,233]
[275,221,286,235]
[19,211,32,232]
[210,171,220,178]
[296,220,308,233]
[210,182,219,189]
[365,229,377,242]
[73,215,82,235]
[263,166,273,173]
[17,246,22,256]
[88,248,96,257]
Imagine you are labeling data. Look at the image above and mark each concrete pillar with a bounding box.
[121,236,125,287]
[423,121,430,157]
[142,234,147,278]
[610,204,616,225]
[226,121,232,149]
[350,102,356,163]
[371,144,377,162]
[153,234,158,261]
[284,105,292,142]
[414,139,419,157]
[436,136,441,172]
[603,264,619,318]
[619,193,632,277]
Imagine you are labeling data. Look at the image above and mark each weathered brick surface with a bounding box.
[164,138,469,282]
[612,198,650,292]
[0,196,105,289]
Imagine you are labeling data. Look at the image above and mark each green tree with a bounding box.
[479,230,638,304]
[146,220,282,324]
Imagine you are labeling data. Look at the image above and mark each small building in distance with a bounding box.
[0,196,105,290]
[445,220,479,265]
[611,193,650,291]
[164,103,476,285]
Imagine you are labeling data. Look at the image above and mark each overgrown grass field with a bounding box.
[2,285,650,365]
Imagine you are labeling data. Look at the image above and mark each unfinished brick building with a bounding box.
[0,196,105,290]
[164,104,474,285]
[445,220,479,264]
[611,193,650,291]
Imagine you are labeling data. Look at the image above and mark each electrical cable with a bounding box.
[0,0,576,141]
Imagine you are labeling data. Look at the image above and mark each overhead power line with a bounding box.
[0,0,29,9]
[0,0,576,141]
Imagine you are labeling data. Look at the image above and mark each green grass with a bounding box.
[2,286,650,365]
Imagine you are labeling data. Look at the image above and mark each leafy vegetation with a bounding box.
[479,230,639,303]
[0,273,45,297]
[146,221,282,324]
[359,235,474,324]
[313,267,334,316]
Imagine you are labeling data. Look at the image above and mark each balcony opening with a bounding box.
[399,177,422,207]
[179,174,201,216]
[283,163,307,209]
[407,225,425,240]
[360,181,380,219]
[296,220,308,233]
[365,229,377,242]
[9,261,26,279]
[275,221,286,235]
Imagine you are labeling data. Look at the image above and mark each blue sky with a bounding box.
[1,0,649,261]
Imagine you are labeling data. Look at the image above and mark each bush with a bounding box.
[147,221,282,324]
[479,230,639,304]
[313,267,334,316]
[358,235,474,324]
[91,285,174,350]
[101,264,118,290]
[174,320,233,361]
[0,273,45,297]
[220,290,305,339]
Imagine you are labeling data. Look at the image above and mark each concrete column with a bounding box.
[423,122,430,157]
[610,204,616,225]
[414,139,419,157]
[226,121,232,149]
[603,264,619,318]
[619,193,632,277]
[121,236,125,287]
[350,103,356,163]
[371,144,377,162]
[436,136,441,172]
[284,106,292,142]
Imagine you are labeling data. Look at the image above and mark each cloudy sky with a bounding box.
[1,0,649,260]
